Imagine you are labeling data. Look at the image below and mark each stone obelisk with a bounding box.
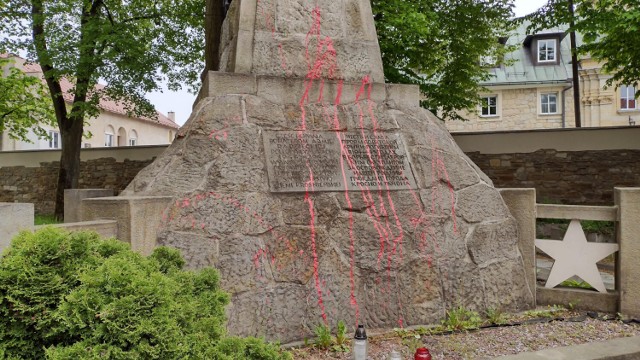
[123,0,534,343]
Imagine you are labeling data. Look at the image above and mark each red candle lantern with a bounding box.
[414,347,432,360]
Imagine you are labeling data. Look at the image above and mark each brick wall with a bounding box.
[0,158,153,215]
[466,149,640,205]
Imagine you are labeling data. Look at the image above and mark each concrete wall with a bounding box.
[0,146,166,214]
[0,203,34,253]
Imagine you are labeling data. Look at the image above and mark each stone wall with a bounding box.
[466,149,640,205]
[0,157,153,214]
[454,127,640,206]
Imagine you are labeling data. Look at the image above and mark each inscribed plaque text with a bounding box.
[263,131,417,192]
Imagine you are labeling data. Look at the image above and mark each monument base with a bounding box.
[123,72,534,343]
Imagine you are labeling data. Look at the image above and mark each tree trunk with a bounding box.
[53,118,83,220]
[43,0,99,220]
[569,0,581,127]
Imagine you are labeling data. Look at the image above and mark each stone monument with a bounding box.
[123,0,534,343]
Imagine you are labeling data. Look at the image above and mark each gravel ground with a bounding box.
[288,311,640,359]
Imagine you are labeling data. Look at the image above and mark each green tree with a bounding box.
[527,0,640,115]
[0,227,292,360]
[0,0,205,220]
[371,0,516,121]
[575,0,640,91]
[0,57,55,143]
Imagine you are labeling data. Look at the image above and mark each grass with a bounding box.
[560,279,596,291]
[34,214,61,225]
[537,218,615,236]
[523,305,566,319]
[313,324,333,350]
[312,321,350,352]
[441,306,483,331]
[581,220,615,236]
[485,307,508,325]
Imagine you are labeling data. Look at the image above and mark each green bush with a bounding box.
[0,227,291,360]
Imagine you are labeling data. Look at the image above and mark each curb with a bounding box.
[493,336,640,359]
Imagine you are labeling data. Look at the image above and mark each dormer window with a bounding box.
[537,39,556,62]
[480,55,497,68]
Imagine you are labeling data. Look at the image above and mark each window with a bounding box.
[480,95,498,117]
[129,129,138,146]
[105,125,115,147]
[620,85,638,110]
[105,133,114,147]
[48,130,60,149]
[480,55,497,67]
[540,93,558,114]
[537,39,556,62]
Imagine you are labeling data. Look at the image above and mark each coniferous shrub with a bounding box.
[0,227,291,360]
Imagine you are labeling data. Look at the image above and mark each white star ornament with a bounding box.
[535,219,618,293]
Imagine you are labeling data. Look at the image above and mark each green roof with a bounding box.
[482,21,583,86]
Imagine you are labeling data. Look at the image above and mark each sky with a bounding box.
[146,0,549,126]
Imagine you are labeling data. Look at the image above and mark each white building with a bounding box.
[0,54,179,151]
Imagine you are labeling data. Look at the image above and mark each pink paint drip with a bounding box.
[158,191,312,281]
[160,4,467,332]
[428,136,458,233]
[328,82,361,322]
[257,0,290,75]
[294,5,346,324]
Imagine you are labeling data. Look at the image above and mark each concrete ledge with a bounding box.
[615,188,640,318]
[499,188,537,308]
[0,203,34,253]
[494,335,640,359]
[386,83,421,109]
[36,220,118,240]
[64,189,114,223]
[82,196,172,255]
[452,126,640,154]
[536,286,618,313]
[256,75,387,105]
[197,73,405,107]
[536,204,618,221]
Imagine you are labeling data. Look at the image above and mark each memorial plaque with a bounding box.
[263,131,418,192]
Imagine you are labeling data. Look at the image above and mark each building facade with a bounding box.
[0,55,179,151]
[446,23,638,132]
